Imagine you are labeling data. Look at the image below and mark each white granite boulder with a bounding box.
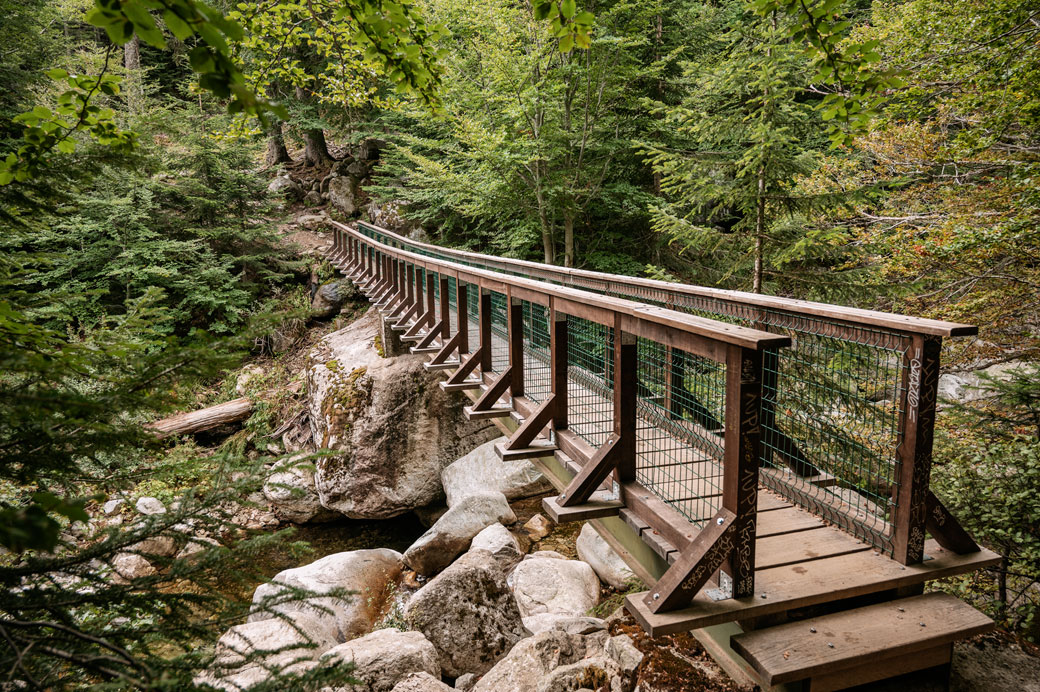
[320,628,440,692]
[405,549,529,678]
[576,523,636,589]
[469,523,523,570]
[508,552,600,619]
[249,549,403,642]
[197,614,337,690]
[403,491,515,577]
[440,437,552,507]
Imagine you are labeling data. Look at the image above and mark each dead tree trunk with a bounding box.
[149,397,254,438]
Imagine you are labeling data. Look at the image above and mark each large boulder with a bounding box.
[308,310,497,519]
[312,280,360,320]
[440,437,552,507]
[469,523,523,571]
[197,614,337,691]
[268,174,302,200]
[471,628,641,692]
[329,176,360,215]
[576,523,636,589]
[508,552,600,619]
[320,628,440,692]
[403,491,516,576]
[390,673,452,692]
[405,549,529,678]
[249,549,403,643]
[263,454,339,524]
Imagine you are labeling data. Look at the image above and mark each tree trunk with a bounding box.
[265,120,292,167]
[295,85,333,167]
[148,397,254,438]
[124,35,140,70]
[753,164,765,294]
[123,35,142,113]
[564,211,575,268]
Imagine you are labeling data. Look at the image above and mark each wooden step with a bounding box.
[424,360,461,372]
[625,540,1000,636]
[494,440,558,461]
[410,345,441,354]
[463,405,513,420]
[730,592,994,691]
[440,380,482,392]
[543,492,624,523]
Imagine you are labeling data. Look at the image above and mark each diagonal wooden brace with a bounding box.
[403,310,432,340]
[643,508,738,614]
[503,394,557,451]
[445,347,483,386]
[414,319,445,350]
[925,491,980,554]
[469,366,513,413]
[391,300,421,328]
[558,434,622,507]
[429,330,464,366]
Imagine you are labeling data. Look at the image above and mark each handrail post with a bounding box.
[508,296,524,398]
[440,275,451,341]
[614,330,637,483]
[457,280,469,354]
[723,344,764,598]
[479,288,492,375]
[425,269,436,330]
[892,334,942,565]
[550,307,568,430]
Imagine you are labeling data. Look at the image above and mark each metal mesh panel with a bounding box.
[522,301,551,404]
[353,223,913,554]
[635,339,727,527]
[489,291,509,374]
[566,316,614,449]
[447,278,458,333]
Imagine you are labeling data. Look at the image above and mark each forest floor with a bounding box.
[271,186,1040,692]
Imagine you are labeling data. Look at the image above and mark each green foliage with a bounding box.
[934,367,1040,638]
[751,0,904,145]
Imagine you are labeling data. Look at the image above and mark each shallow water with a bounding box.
[235,514,426,601]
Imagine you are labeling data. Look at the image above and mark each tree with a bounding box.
[644,2,852,296]
[370,0,654,270]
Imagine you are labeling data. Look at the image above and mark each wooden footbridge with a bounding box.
[326,220,1000,691]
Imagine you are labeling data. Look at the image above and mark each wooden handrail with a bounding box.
[331,225,789,609]
[352,220,977,339]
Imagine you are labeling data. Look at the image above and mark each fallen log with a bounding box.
[149,397,254,438]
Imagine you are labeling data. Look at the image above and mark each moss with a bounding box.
[320,366,373,442]
[373,333,385,358]
[325,359,340,372]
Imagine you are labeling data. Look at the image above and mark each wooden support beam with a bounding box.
[413,319,444,350]
[551,308,568,430]
[643,508,738,614]
[893,335,942,565]
[479,288,492,373]
[457,280,470,354]
[428,330,464,367]
[925,491,980,554]
[425,268,437,330]
[468,366,513,413]
[503,393,556,451]
[508,296,524,398]
[444,347,483,386]
[439,275,451,340]
[614,329,638,483]
[543,491,624,523]
[722,345,763,598]
[558,435,622,507]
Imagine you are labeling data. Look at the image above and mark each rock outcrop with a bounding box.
[319,628,440,692]
[308,310,497,519]
[509,551,600,619]
[390,672,453,692]
[312,280,360,320]
[403,491,516,576]
[440,437,552,507]
[197,614,337,691]
[469,523,523,571]
[263,454,338,524]
[576,523,636,589]
[249,549,403,643]
[405,549,529,678]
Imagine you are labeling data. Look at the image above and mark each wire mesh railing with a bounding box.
[351,221,975,561]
